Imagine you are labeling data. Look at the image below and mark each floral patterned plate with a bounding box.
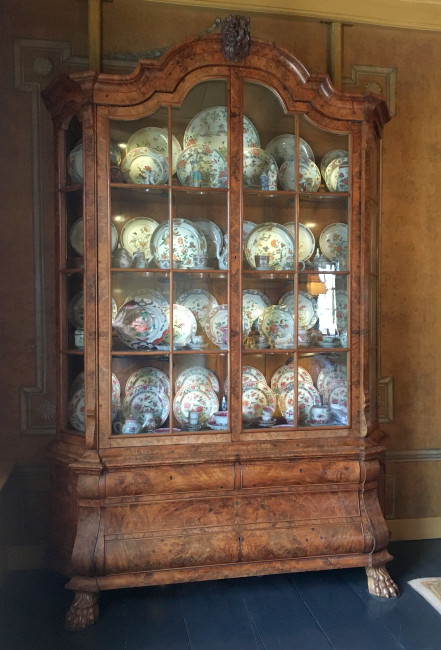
[160,304,197,349]
[194,219,224,261]
[120,217,159,257]
[123,383,170,427]
[175,366,219,393]
[278,157,321,192]
[173,383,219,426]
[335,289,348,331]
[70,219,118,256]
[264,134,315,164]
[242,289,271,328]
[319,223,348,261]
[297,381,321,421]
[150,218,207,268]
[205,304,229,349]
[258,305,294,348]
[324,157,349,192]
[177,289,218,329]
[298,290,318,329]
[183,106,260,157]
[123,289,168,309]
[316,367,346,395]
[242,381,276,422]
[243,147,278,189]
[224,365,266,395]
[68,387,85,431]
[125,367,170,396]
[121,146,169,185]
[320,149,348,179]
[126,127,182,175]
[244,222,295,269]
[284,223,316,262]
[324,379,348,409]
[113,298,168,350]
[270,362,313,395]
[278,383,296,423]
[176,144,228,188]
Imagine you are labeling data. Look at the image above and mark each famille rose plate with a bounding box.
[175,366,220,393]
[323,379,348,408]
[113,298,168,350]
[160,304,197,349]
[242,381,276,422]
[270,363,313,395]
[150,218,207,268]
[242,290,272,328]
[278,385,295,423]
[258,305,294,348]
[123,289,168,309]
[264,134,315,165]
[243,147,278,189]
[126,127,182,175]
[70,219,118,256]
[284,223,316,262]
[316,367,345,395]
[324,157,349,192]
[244,222,295,269]
[123,383,170,426]
[298,290,318,329]
[320,149,349,179]
[125,367,170,396]
[335,289,348,331]
[121,147,169,185]
[223,366,266,395]
[183,106,260,157]
[68,387,85,431]
[319,223,348,261]
[278,157,321,192]
[173,383,219,426]
[176,144,228,188]
[176,289,218,329]
[298,381,321,421]
[120,217,159,257]
[194,219,224,261]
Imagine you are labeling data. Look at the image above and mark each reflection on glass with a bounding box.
[299,353,348,426]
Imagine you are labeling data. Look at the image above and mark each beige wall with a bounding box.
[1,0,440,563]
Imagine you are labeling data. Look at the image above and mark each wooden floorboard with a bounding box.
[1,540,440,649]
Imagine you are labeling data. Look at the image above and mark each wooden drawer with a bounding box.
[241,460,360,489]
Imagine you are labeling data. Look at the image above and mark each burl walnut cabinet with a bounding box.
[42,30,398,630]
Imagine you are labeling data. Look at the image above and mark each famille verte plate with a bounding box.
[264,134,315,165]
[121,146,169,185]
[243,147,278,189]
[270,362,313,395]
[223,365,266,395]
[120,217,159,257]
[67,292,84,329]
[284,222,316,262]
[125,367,170,396]
[258,305,295,348]
[123,383,170,427]
[278,157,321,192]
[160,304,197,349]
[68,387,85,431]
[242,381,276,422]
[173,383,219,426]
[320,149,349,179]
[150,218,207,269]
[194,219,224,261]
[183,106,260,158]
[175,366,220,393]
[176,144,228,188]
[242,289,272,328]
[324,157,349,192]
[176,289,218,329]
[113,297,168,350]
[126,127,182,175]
[244,222,295,269]
[319,223,348,261]
[70,219,118,256]
[123,289,168,309]
[67,143,83,184]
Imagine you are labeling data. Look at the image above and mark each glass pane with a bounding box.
[299,352,348,426]
[66,356,86,433]
[301,273,348,345]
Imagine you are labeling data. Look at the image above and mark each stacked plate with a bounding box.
[244,222,296,270]
[320,149,349,192]
[150,218,207,268]
[126,127,182,175]
[121,146,169,185]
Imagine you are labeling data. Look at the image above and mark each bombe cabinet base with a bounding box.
[48,437,398,630]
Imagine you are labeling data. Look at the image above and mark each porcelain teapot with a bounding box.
[138,410,157,432]
[114,417,142,434]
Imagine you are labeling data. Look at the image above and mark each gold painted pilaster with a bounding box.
[327,22,343,90]
[88,0,102,72]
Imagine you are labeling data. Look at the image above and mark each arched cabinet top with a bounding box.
[43,35,390,136]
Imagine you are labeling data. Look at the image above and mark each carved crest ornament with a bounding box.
[221,15,251,63]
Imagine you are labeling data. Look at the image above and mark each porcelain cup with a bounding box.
[213,410,228,426]
[74,329,84,349]
[309,405,331,425]
[255,254,269,270]
[188,411,199,427]
[193,255,207,269]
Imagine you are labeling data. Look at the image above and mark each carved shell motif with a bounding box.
[221,15,251,63]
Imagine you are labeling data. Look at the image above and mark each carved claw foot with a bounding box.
[366,566,399,598]
[65,590,99,631]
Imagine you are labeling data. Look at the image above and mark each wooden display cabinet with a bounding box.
[42,28,398,630]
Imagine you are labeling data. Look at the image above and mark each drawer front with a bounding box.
[241,460,360,488]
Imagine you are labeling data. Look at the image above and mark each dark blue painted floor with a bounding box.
[1,540,440,649]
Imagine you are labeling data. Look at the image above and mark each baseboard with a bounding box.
[387,517,441,541]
